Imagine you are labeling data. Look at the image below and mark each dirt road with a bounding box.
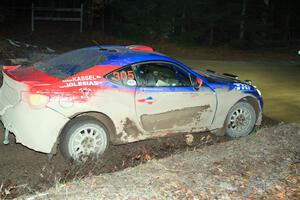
[0,45,299,198]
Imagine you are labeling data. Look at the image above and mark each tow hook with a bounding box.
[3,124,12,145]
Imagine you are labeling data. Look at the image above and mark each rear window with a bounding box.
[33,48,106,79]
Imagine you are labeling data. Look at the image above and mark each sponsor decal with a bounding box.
[62,75,101,82]
[63,81,100,88]
[79,88,92,98]
[61,75,102,88]
[111,70,135,81]
[138,96,154,104]
[127,79,137,86]
[233,83,251,91]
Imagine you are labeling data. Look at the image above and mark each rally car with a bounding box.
[0,45,263,160]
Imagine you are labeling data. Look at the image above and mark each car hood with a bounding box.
[194,69,241,84]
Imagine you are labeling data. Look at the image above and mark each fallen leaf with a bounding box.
[4,189,10,195]
[132,155,141,160]
[185,134,194,146]
[275,185,286,200]
[90,176,97,188]
[206,135,211,142]
[243,170,255,179]
[144,154,152,161]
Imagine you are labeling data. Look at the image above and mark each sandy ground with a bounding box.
[22,123,300,200]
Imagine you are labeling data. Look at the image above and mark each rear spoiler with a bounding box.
[2,65,19,71]
[2,66,19,77]
[126,45,154,52]
[1,66,19,80]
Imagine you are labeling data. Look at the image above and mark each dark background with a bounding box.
[0,0,299,49]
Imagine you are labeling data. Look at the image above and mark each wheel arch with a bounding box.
[50,111,117,155]
[69,111,117,141]
[238,96,262,125]
[211,95,262,136]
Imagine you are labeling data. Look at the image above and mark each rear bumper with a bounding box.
[0,86,14,115]
[1,101,69,153]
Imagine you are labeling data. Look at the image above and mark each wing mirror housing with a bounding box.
[193,77,203,90]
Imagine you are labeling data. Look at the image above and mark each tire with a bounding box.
[225,101,256,138]
[59,116,109,161]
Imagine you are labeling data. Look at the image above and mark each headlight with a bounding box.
[256,88,262,96]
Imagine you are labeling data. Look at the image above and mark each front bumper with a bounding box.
[1,101,69,153]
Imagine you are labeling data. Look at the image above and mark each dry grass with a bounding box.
[21,123,300,200]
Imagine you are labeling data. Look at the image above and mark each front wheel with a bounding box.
[60,116,109,161]
[225,101,256,138]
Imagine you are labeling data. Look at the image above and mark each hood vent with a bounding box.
[223,73,238,79]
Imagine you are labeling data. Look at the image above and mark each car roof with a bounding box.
[86,45,181,67]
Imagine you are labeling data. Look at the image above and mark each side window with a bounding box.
[106,66,137,87]
[175,67,193,87]
[134,63,191,87]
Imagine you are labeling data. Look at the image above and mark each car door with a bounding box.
[133,61,217,135]
[103,65,141,142]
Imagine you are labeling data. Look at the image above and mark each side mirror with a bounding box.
[196,77,203,85]
[193,77,203,90]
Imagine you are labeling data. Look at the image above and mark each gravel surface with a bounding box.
[22,123,300,200]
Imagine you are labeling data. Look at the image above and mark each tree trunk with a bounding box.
[209,24,214,46]
[111,8,114,27]
[263,0,270,6]
[284,14,290,42]
[87,0,94,27]
[239,0,247,43]
[181,5,186,34]
[102,7,105,33]
[262,0,270,39]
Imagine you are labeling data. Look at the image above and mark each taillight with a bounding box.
[22,92,50,109]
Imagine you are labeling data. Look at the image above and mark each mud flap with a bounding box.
[3,124,12,144]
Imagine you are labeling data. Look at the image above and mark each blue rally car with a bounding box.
[0,45,263,161]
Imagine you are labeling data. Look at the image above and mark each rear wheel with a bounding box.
[225,101,256,138]
[60,116,109,161]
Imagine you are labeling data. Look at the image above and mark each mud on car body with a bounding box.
[0,45,263,161]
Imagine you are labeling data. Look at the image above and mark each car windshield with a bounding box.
[33,48,106,79]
